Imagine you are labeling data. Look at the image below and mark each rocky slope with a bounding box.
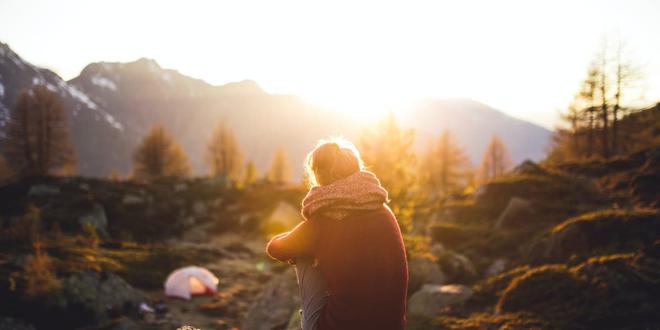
[411,146,660,329]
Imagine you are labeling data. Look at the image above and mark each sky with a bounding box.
[1,0,659,129]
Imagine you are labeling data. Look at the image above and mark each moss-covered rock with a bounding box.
[408,312,551,330]
[496,265,596,322]
[472,265,532,306]
[547,209,660,260]
[495,246,660,329]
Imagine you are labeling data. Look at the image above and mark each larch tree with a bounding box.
[359,113,417,233]
[132,125,191,181]
[477,135,511,184]
[243,160,258,186]
[423,129,471,196]
[267,146,291,185]
[611,42,643,154]
[549,40,644,163]
[2,86,76,177]
[596,45,611,159]
[205,122,243,181]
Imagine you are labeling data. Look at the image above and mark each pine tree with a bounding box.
[132,125,191,181]
[477,135,511,183]
[423,129,470,196]
[2,86,76,176]
[267,146,291,185]
[206,122,243,181]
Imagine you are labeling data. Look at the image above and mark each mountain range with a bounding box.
[0,42,551,178]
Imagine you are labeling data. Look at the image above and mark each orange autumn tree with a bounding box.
[132,125,191,181]
[267,146,291,185]
[477,135,512,184]
[2,85,76,177]
[206,122,243,181]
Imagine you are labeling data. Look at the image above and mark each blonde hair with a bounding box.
[305,138,364,187]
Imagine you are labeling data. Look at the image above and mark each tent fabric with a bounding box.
[164,266,219,300]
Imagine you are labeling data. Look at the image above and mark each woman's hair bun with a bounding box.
[305,138,364,187]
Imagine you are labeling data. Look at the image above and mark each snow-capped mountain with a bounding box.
[0,42,129,175]
[67,57,355,176]
[0,41,551,177]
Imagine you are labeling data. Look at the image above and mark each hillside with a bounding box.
[406,99,552,163]
[0,41,551,177]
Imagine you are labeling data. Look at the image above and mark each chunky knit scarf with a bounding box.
[301,171,389,221]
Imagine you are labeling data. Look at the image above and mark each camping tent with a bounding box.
[164,266,219,300]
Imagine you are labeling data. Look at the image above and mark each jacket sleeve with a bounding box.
[266,220,318,262]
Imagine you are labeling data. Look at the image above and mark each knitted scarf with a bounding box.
[301,171,389,221]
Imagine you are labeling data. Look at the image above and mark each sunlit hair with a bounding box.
[304,138,364,187]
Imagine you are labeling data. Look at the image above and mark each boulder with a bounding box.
[174,183,188,192]
[496,252,660,327]
[408,256,446,293]
[547,209,660,260]
[78,203,109,237]
[429,243,445,259]
[512,160,547,176]
[494,197,534,229]
[0,318,35,330]
[484,258,508,278]
[56,271,147,323]
[28,184,60,196]
[241,269,300,330]
[192,201,207,215]
[122,194,144,205]
[408,284,474,318]
[437,251,478,283]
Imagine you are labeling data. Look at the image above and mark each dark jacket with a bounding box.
[267,206,408,330]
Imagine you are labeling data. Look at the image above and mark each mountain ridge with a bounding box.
[0,41,551,177]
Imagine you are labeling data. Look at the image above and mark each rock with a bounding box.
[56,271,147,323]
[496,250,660,328]
[484,258,508,277]
[122,194,144,205]
[494,197,534,229]
[192,201,207,215]
[211,198,224,208]
[78,203,109,237]
[512,160,547,176]
[547,209,660,260]
[106,318,142,330]
[408,284,474,318]
[408,256,446,293]
[28,184,60,196]
[437,251,478,283]
[174,183,188,192]
[429,243,445,259]
[241,269,300,330]
[0,318,35,330]
[182,216,197,226]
